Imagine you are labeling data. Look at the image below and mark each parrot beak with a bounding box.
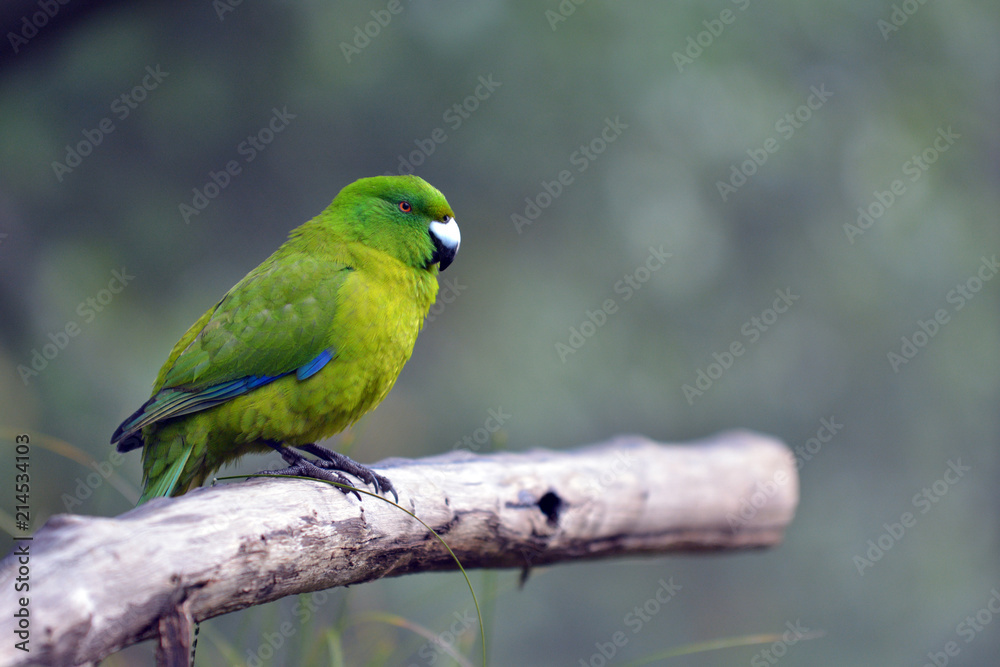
[429,216,460,271]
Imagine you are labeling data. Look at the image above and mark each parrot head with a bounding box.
[329,175,460,272]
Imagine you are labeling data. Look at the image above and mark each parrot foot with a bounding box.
[258,443,362,500]
[297,443,399,503]
[259,441,398,502]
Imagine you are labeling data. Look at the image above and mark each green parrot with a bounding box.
[111,175,460,504]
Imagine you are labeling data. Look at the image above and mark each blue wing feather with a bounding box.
[111,348,335,445]
[297,348,334,380]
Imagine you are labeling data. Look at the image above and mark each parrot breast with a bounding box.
[140,247,439,492]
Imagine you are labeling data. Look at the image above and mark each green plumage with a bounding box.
[112,175,460,503]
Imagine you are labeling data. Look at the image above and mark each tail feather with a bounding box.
[115,431,145,453]
[137,442,193,505]
[111,397,155,449]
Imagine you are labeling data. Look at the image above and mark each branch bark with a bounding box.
[0,430,797,666]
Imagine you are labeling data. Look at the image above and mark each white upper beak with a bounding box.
[429,217,460,270]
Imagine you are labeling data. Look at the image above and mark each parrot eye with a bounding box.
[398,201,412,213]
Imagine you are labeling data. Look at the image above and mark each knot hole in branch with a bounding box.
[537,490,562,526]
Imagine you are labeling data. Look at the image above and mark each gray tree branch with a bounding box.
[0,431,797,667]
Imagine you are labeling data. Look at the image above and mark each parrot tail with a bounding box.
[137,436,194,505]
[115,431,145,453]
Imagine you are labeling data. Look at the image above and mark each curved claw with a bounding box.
[371,472,399,503]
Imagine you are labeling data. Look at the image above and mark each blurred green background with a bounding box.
[2,1,999,665]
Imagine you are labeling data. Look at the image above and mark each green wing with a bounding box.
[112,253,349,444]
[161,254,346,389]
